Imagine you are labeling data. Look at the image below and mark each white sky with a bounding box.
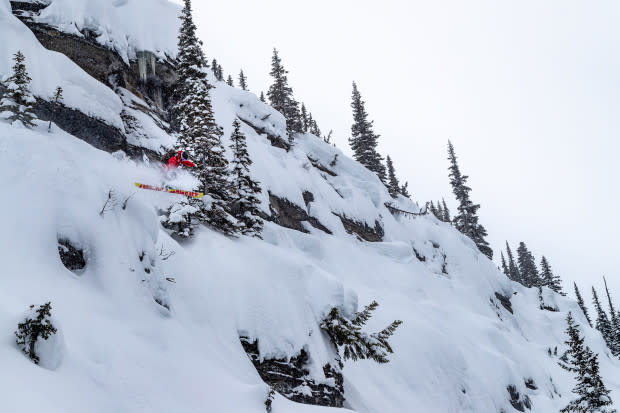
[188,0,620,299]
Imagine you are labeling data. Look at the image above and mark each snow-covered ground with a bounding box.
[1,2,619,412]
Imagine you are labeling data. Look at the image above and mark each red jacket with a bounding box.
[167,151,196,169]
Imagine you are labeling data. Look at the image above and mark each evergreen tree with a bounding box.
[593,287,614,351]
[400,182,411,199]
[386,155,400,198]
[229,119,264,237]
[430,201,439,219]
[226,75,234,87]
[603,277,620,356]
[559,313,615,413]
[238,69,248,91]
[441,198,451,223]
[300,103,309,132]
[447,141,492,259]
[48,86,64,132]
[574,282,593,328]
[540,256,563,294]
[211,59,221,80]
[173,0,238,235]
[259,91,266,102]
[349,82,386,182]
[14,302,57,365]
[516,242,540,288]
[323,130,333,145]
[436,200,445,221]
[0,51,36,128]
[505,242,521,284]
[500,252,510,278]
[320,301,402,364]
[218,64,224,81]
[309,118,321,137]
[267,48,302,135]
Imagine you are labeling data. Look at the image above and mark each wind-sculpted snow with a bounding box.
[33,0,181,63]
[0,0,123,127]
[1,50,620,413]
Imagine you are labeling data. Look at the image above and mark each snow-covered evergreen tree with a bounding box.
[229,119,263,237]
[172,0,238,235]
[300,102,309,132]
[238,69,247,91]
[386,155,400,198]
[592,287,614,352]
[501,252,510,278]
[14,302,57,365]
[259,91,265,102]
[48,86,64,132]
[430,201,439,219]
[320,301,402,364]
[436,201,445,221]
[349,82,386,183]
[540,256,563,294]
[400,182,411,199]
[505,242,521,284]
[267,48,302,136]
[559,313,615,413]
[309,118,321,137]
[0,50,36,128]
[603,277,620,356]
[516,242,539,288]
[574,282,593,328]
[446,141,492,259]
[441,198,451,223]
[226,75,234,87]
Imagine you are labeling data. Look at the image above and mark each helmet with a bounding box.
[180,151,189,161]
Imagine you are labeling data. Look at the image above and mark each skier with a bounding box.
[166,150,196,170]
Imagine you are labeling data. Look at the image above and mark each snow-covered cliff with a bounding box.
[1,1,618,412]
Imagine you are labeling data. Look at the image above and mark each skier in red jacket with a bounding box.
[167,150,196,169]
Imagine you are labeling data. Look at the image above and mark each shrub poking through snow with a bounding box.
[320,301,402,364]
[15,302,58,365]
[265,386,276,412]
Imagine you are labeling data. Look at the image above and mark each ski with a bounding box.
[134,182,204,199]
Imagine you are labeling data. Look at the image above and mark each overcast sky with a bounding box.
[188,0,620,298]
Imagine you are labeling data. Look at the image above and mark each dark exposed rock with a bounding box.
[334,213,384,242]
[302,191,314,206]
[507,385,532,412]
[58,239,85,272]
[494,292,514,314]
[240,337,344,408]
[10,0,48,19]
[306,155,337,177]
[412,247,426,262]
[238,116,290,151]
[267,193,331,235]
[524,378,537,390]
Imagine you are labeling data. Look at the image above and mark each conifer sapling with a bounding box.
[15,302,58,365]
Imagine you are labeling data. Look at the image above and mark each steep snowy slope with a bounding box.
[1,2,619,413]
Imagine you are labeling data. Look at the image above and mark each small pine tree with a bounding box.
[0,51,36,128]
[447,141,492,259]
[349,82,386,183]
[229,119,264,237]
[15,302,58,365]
[218,64,224,81]
[320,301,402,364]
[559,313,615,413]
[259,91,266,102]
[267,48,302,135]
[238,69,248,91]
[500,251,510,278]
[516,242,540,288]
[540,256,563,294]
[385,155,400,198]
[323,130,333,145]
[603,277,620,356]
[436,200,445,221]
[309,119,321,137]
[161,198,203,238]
[48,86,64,132]
[430,201,439,219]
[441,198,451,223]
[593,287,614,352]
[400,182,411,199]
[226,75,234,87]
[505,242,522,284]
[300,102,309,132]
[574,282,593,328]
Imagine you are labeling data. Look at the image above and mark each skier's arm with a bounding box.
[181,159,196,168]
